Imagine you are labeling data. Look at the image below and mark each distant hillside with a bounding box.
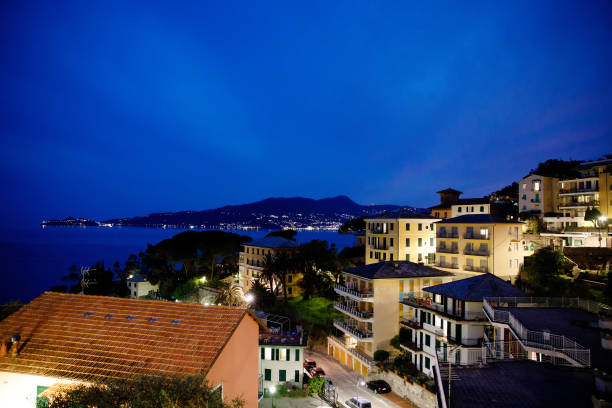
[101,195,422,230]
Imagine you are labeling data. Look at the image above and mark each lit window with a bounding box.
[534,181,541,191]
[265,348,272,360]
[434,294,442,304]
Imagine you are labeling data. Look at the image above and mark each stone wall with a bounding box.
[366,369,436,408]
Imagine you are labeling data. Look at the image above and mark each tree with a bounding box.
[39,372,244,408]
[296,240,339,300]
[214,282,246,307]
[261,253,279,295]
[265,230,297,241]
[604,273,612,306]
[585,207,603,228]
[338,216,366,234]
[306,376,325,396]
[374,349,390,362]
[0,300,23,322]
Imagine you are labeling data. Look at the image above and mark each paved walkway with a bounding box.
[258,396,328,408]
[305,350,404,408]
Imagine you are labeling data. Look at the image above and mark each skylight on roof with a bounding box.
[148,318,158,322]
[105,314,114,318]
[127,316,135,320]
[84,312,94,316]
[171,320,180,324]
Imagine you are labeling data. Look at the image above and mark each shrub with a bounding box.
[306,376,325,395]
[374,349,390,362]
[390,335,401,350]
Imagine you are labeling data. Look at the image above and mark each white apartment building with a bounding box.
[259,332,306,393]
[126,274,159,299]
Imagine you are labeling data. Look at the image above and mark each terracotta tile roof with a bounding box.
[0,292,251,382]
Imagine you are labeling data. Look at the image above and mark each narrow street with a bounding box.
[305,350,415,408]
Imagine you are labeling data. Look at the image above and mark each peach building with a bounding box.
[0,292,263,408]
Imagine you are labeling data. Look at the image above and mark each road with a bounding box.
[304,350,408,408]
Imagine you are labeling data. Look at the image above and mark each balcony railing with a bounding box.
[437,247,459,254]
[400,318,422,329]
[424,322,445,337]
[369,228,388,234]
[401,291,433,308]
[369,244,390,250]
[436,262,459,269]
[558,200,599,209]
[463,265,488,273]
[400,340,422,352]
[482,298,598,367]
[437,231,459,238]
[559,188,598,195]
[327,334,376,366]
[463,233,489,240]
[334,284,373,300]
[333,320,373,340]
[463,249,489,257]
[334,302,373,321]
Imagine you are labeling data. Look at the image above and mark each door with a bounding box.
[456,324,462,344]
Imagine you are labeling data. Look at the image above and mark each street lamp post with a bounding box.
[599,216,608,248]
[270,385,276,408]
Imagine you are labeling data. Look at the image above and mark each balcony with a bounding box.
[463,233,489,240]
[559,188,598,195]
[464,249,489,257]
[437,247,458,254]
[558,200,599,209]
[333,320,373,341]
[423,322,445,337]
[437,231,458,238]
[463,265,489,273]
[401,291,433,308]
[334,284,374,302]
[400,318,422,329]
[400,340,422,353]
[436,262,459,269]
[369,228,388,234]
[369,244,390,250]
[334,302,374,321]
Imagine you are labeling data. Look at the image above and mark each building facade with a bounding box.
[518,173,557,216]
[364,211,439,265]
[327,261,454,377]
[259,332,306,393]
[238,236,301,297]
[435,214,526,282]
[400,274,525,376]
[126,274,159,299]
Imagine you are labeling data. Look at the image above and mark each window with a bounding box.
[265,369,271,381]
[458,206,462,213]
[261,348,265,359]
[509,259,513,268]
[405,254,410,261]
[265,348,272,360]
[418,223,423,231]
[522,194,526,200]
[480,206,484,212]
[418,253,423,262]
[405,238,410,247]
[295,369,300,382]
[390,238,394,247]
[390,253,394,261]
[280,349,288,361]
[434,294,442,304]
[471,206,474,212]
[431,223,434,230]
[287,275,292,283]
[288,287,292,295]
[418,238,422,247]
[370,251,373,258]
[406,223,410,231]
[133,291,137,297]
[382,252,386,260]
[430,238,434,246]
[425,357,431,369]
[522,183,526,190]
[390,223,394,230]
[534,181,541,191]
[279,370,286,381]
[295,349,300,361]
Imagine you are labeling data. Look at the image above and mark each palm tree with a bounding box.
[274,251,294,303]
[214,282,246,307]
[261,253,279,295]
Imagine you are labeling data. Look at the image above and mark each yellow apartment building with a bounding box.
[238,236,302,297]
[364,210,440,265]
[435,214,526,282]
[327,261,454,376]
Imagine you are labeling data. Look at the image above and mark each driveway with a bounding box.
[304,350,412,408]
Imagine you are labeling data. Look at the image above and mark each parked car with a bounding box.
[366,379,391,394]
[346,397,372,408]
[304,359,317,370]
[310,367,325,377]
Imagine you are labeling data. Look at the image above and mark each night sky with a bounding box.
[1,1,611,226]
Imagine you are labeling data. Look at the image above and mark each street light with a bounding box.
[244,293,254,303]
[269,385,276,408]
[599,216,608,247]
[356,379,365,400]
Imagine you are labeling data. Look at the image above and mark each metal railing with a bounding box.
[437,231,459,238]
[436,262,459,269]
[327,335,376,366]
[437,247,459,254]
[463,249,489,257]
[334,284,373,299]
[463,265,488,273]
[333,320,373,340]
[401,291,433,307]
[334,302,373,320]
[558,200,599,209]
[423,322,445,337]
[400,318,422,329]
[436,345,485,366]
[559,188,598,194]
[463,233,489,240]
[400,340,422,352]
[483,296,611,315]
[483,297,596,367]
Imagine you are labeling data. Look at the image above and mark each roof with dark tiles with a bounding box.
[423,273,524,301]
[243,236,299,249]
[0,292,257,382]
[344,261,453,280]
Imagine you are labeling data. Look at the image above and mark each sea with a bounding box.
[0,226,357,304]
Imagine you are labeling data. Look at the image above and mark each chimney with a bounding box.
[10,334,20,358]
[0,341,7,357]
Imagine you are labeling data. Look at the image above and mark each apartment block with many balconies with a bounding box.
[399,274,525,376]
[364,210,440,265]
[434,214,526,282]
[327,261,454,377]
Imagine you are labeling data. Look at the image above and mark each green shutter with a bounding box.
[286,349,290,361]
[295,349,300,361]
[276,349,279,360]
[264,369,271,381]
[295,369,300,382]
[261,348,265,360]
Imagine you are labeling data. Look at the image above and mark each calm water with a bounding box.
[0,226,356,304]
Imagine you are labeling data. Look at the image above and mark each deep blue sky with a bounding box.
[1,1,611,226]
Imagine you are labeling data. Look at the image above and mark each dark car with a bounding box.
[366,379,391,394]
[304,359,317,370]
[310,367,325,377]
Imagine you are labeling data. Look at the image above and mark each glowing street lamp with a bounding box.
[244,293,254,303]
[269,385,276,407]
[599,216,608,247]
[200,276,207,283]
